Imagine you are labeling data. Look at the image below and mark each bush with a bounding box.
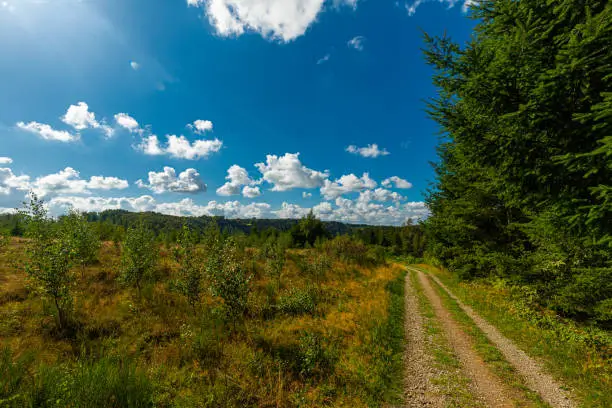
[277,287,317,316]
[297,331,337,378]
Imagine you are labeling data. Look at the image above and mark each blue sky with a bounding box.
[0,0,475,225]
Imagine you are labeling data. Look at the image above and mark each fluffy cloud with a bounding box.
[358,188,405,203]
[30,167,129,198]
[382,176,413,189]
[216,165,260,198]
[16,121,78,142]
[114,113,141,133]
[242,185,261,198]
[188,0,327,42]
[61,102,113,138]
[320,173,377,199]
[136,167,206,194]
[255,153,329,191]
[47,195,272,219]
[0,167,30,195]
[406,0,475,16]
[0,157,12,164]
[303,192,312,199]
[136,134,223,160]
[347,35,365,51]
[189,120,214,134]
[346,144,390,158]
[130,61,140,70]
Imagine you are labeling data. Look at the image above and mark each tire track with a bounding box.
[409,266,515,408]
[403,272,443,407]
[428,272,576,408]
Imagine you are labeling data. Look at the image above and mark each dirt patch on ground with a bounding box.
[429,274,576,408]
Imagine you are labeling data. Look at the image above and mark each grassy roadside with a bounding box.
[423,271,547,408]
[418,264,611,408]
[408,269,484,407]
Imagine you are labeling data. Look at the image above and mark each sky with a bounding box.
[0,0,476,226]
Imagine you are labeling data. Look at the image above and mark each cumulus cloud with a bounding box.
[346,144,390,158]
[242,185,261,198]
[0,157,12,164]
[114,113,141,133]
[187,0,329,42]
[136,134,223,160]
[216,165,259,198]
[347,35,365,51]
[47,195,272,219]
[0,167,30,195]
[29,167,129,198]
[61,102,113,138]
[406,0,475,16]
[303,192,312,199]
[130,61,140,70]
[189,119,214,134]
[255,153,329,191]
[16,121,79,142]
[136,167,206,194]
[320,173,377,200]
[382,176,413,189]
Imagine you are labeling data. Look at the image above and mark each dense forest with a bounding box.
[423,0,611,326]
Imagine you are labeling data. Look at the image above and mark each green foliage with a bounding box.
[208,238,252,324]
[322,235,386,266]
[290,211,329,248]
[173,225,203,311]
[59,209,101,273]
[0,230,9,252]
[423,0,612,324]
[121,220,158,295]
[277,287,317,316]
[264,236,288,288]
[19,193,74,331]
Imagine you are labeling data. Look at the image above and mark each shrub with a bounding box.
[59,209,100,276]
[120,220,159,296]
[277,287,317,316]
[174,225,203,312]
[297,331,337,378]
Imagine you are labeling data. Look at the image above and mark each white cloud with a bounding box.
[0,167,30,195]
[114,113,141,133]
[137,135,164,155]
[317,54,330,64]
[30,167,129,198]
[242,185,261,198]
[0,157,12,164]
[189,119,214,134]
[136,134,223,160]
[346,143,390,158]
[16,121,79,142]
[166,135,223,160]
[347,35,365,51]
[216,165,259,197]
[359,188,405,203]
[47,195,272,219]
[40,193,427,226]
[61,102,113,138]
[303,192,312,199]
[382,176,413,189]
[136,167,206,194]
[405,0,474,16]
[320,173,377,200]
[87,176,129,190]
[255,153,329,191]
[188,0,328,42]
[130,61,140,70]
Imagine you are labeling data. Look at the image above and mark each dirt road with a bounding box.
[401,265,576,408]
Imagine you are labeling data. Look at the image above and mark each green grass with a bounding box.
[422,265,612,408]
[408,270,484,407]
[423,272,547,408]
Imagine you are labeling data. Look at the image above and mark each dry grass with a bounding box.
[0,239,403,407]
